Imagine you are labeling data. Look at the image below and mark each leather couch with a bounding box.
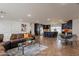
[0,33,35,52]
[2,39,26,51]
[0,34,4,43]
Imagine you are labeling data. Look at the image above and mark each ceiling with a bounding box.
[0,3,79,24]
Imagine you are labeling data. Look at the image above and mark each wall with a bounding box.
[73,19,79,37]
[30,23,35,35]
[0,20,34,41]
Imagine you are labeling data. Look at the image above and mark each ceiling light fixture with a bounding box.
[0,10,7,18]
[47,18,50,21]
[27,14,31,17]
[0,15,4,18]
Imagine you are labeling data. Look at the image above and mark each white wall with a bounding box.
[0,20,34,41]
[73,19,79,37]
[30,23,35,35]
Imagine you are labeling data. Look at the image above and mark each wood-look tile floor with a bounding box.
[36,36,79,56]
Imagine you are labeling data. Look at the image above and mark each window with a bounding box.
[51,26,61,34]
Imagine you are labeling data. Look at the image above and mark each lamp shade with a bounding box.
[64,29,69,32]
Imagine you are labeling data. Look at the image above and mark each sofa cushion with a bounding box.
[10,34,17,40]
[24,33,28,38]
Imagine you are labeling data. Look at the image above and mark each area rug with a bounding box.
[7,43,48,56]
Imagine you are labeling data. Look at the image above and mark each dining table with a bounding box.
[61,35,72,45]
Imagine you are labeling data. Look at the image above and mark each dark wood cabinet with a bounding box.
[43,25,50,29]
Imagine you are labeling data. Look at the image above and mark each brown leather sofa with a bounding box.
[0,33,37,56]
[0,34,4,43]
[10,33,24,40]
[1,33,35,51]
[2,38,26,51]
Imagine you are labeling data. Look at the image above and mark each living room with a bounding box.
[0,3,79,56]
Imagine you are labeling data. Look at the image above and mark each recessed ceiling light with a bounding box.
[0,15,4,18]
[27,14,31,17]
[47,18,50,21]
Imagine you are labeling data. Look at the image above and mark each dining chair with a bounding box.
[57,35,65,44]
[67,34,78,47]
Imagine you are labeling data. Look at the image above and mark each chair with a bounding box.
[53,32,58,38]
[57,35,65,43]
[67,34,78,46]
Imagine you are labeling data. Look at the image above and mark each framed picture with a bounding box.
[21,24,26,32]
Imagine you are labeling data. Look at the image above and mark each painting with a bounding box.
[21,24,27,32]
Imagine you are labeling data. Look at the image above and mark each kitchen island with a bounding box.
[44,31,58,38]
